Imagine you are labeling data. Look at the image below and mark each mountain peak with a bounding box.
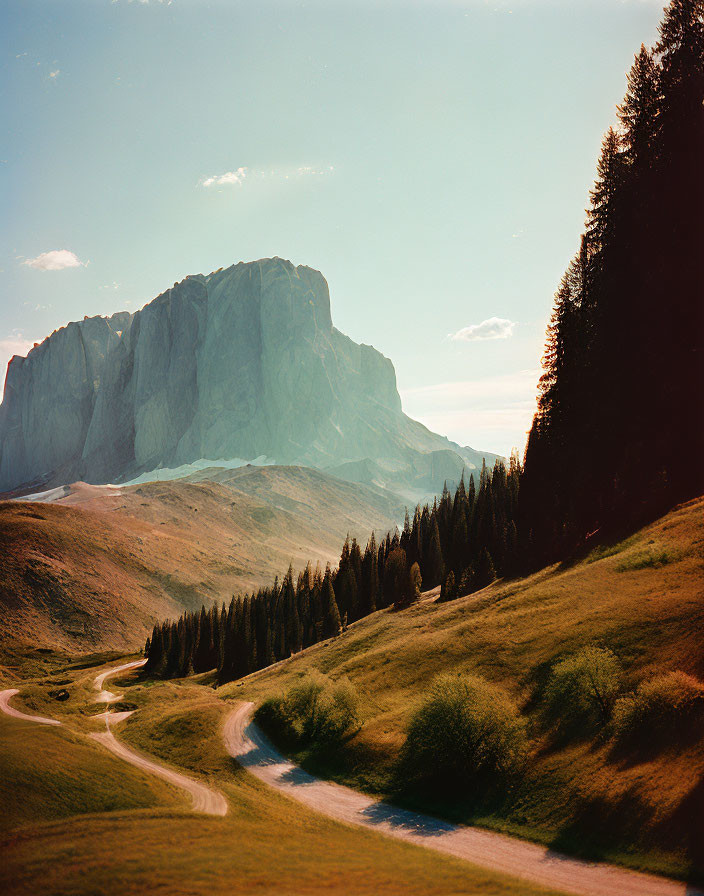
[0,259,498,499]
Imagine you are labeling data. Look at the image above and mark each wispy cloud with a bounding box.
[202,167,248,188]
[48,69,60,80]
[22,250,87,271]
[401,369,539,457]
[200,164,334,189]
[449,317,516,342]
[23,301,53,311]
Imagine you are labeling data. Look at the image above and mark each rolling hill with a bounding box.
[0,465,404,656]
[233,496,704,882]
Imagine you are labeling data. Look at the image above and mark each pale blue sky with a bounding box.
[1,0,665,457]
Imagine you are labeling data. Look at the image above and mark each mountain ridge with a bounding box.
[0,257,500,499]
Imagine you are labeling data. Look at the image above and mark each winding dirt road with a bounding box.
[90,659,228,817]
[224,702,701,896]
[0,689,61,726]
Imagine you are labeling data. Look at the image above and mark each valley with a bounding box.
[0,464,404,656]
[0,657,559,896]
[1,499,702,895]
[1,1,702,892]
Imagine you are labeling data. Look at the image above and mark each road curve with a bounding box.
[90,659,228,817]
[0,689,61,726]
[93,658,146,694]
[224,702,701,896]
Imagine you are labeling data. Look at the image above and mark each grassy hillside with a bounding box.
[0,465,402,658]
[0,714,179,836]
[0,659,559,896]
[231,497,704,882]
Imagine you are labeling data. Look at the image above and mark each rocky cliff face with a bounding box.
[0,258,496,496]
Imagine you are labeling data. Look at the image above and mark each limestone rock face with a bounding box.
[0,258,497,496]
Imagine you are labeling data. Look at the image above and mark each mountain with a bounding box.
[0,258,499,501]
[0,465,404,654]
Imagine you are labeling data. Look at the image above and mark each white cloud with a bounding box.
[201,164,334,189]
[22,250,87,271]
[202,167,247,188]
[48,69,60,79]
[449,317,516,342]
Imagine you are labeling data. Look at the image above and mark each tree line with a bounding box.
[145,455,522,683]
[519,0,704,565]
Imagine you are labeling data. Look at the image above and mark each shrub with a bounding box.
[402,673,527,791]
[286,674,327,739]
[316,678,360,743]
[255,695,292,744]
[255,673,360,749]
[616,550,673,572]
[544,646,621,729]
[612,670,704,743]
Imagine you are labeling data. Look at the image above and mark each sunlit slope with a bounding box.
[0,663,559,896]
[0,465,402,655]
[235,497,704,879]
[0,714,180,837]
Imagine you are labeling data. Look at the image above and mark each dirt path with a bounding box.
[88,659,228,817]
[0,689,61,726]
[224,702,701,896]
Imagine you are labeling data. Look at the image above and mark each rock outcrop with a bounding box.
[0,258,498,497]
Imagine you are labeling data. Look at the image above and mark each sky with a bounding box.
[0,0,667,458]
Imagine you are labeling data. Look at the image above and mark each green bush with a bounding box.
[255,672,360,748]
[285,675,326,739]
[316,678,360,743]
[544,646,621,729]
[402,673,527,790]
[616,550,673,572]
[255,695,292,744]
[612,670,704,743]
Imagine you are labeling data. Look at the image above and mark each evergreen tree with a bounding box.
[322,567,342,638]
[439,570,456,603]
[425,517,445,587]
[474,548,496,590]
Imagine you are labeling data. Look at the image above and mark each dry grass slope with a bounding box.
[0,465,402,656]
[232,497,704,881]
[0,661,560,896]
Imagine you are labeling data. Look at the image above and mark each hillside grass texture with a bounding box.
[0,656,559,896]
[230,497,704,882]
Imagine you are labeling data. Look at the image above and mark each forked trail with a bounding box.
[0,659,227,817]
[90,659,228,817]
[223,702,702,896]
